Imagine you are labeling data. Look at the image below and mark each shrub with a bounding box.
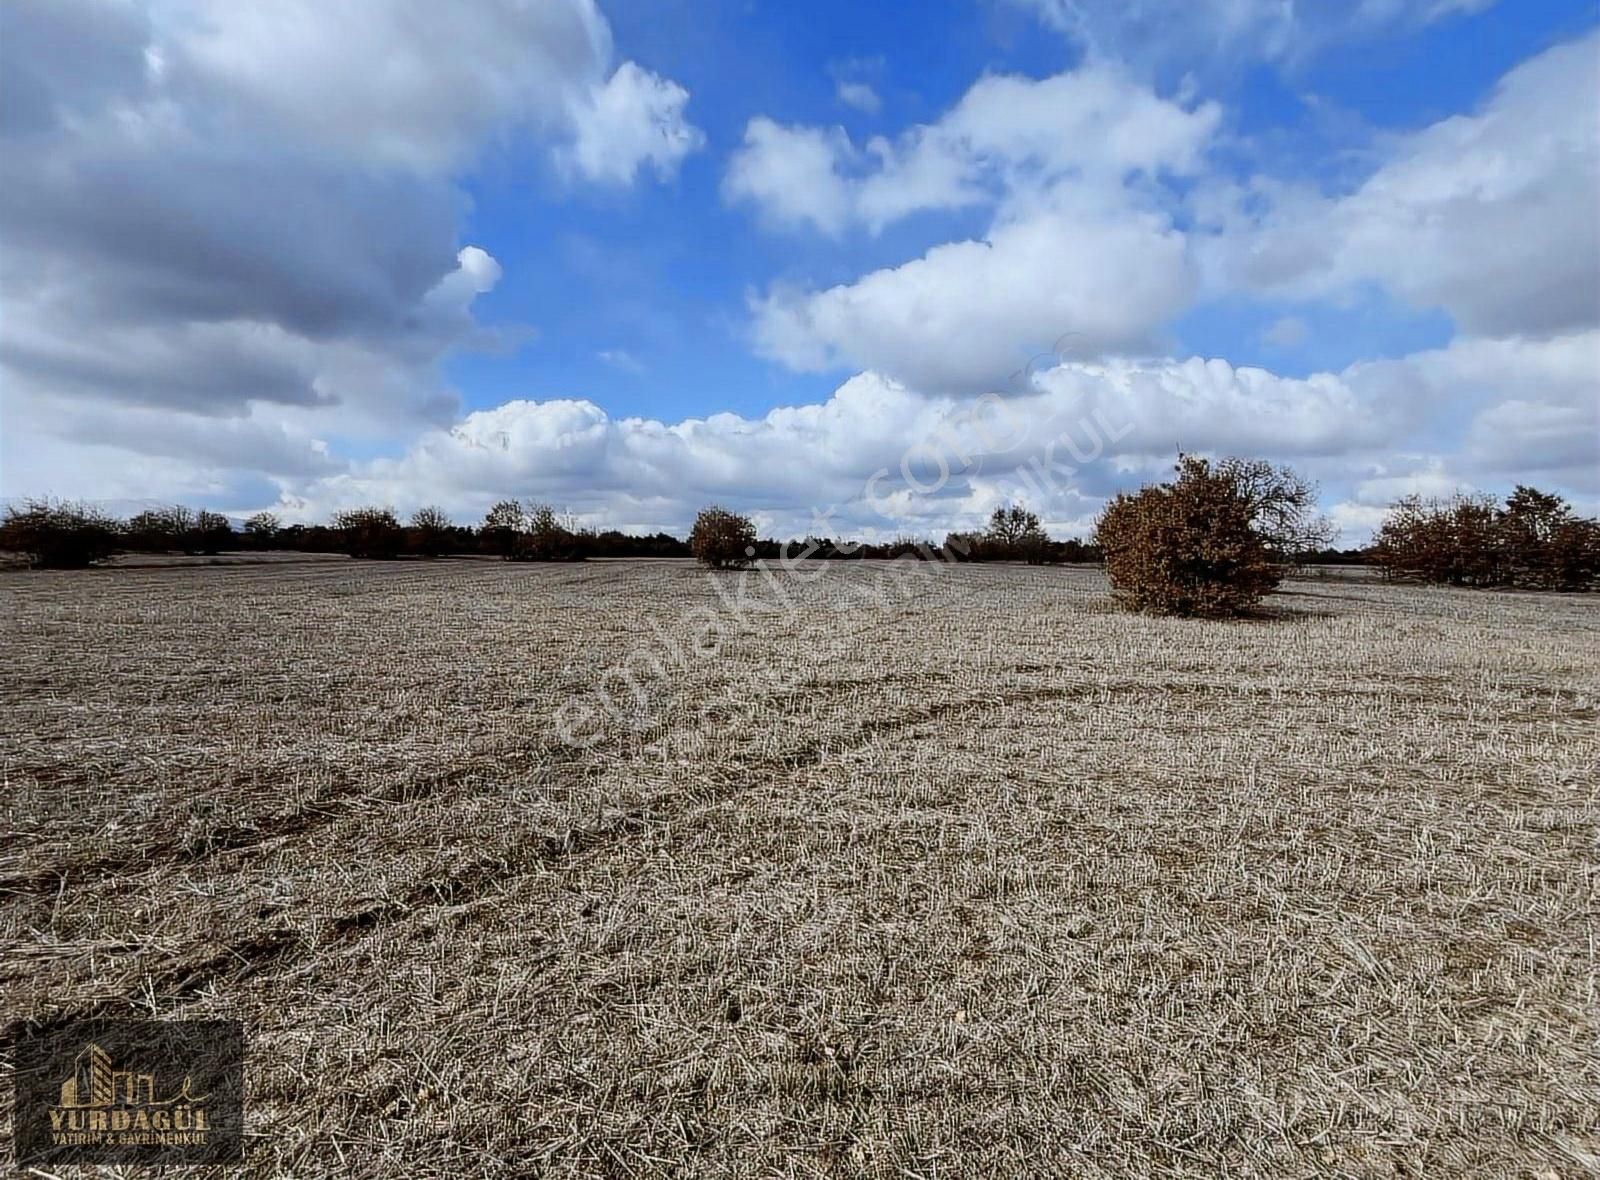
[1,499,120,568]
[940,531,987,562]
[331,506,404,559]
[124,505,193,552]
[125,506,231,554]
[1094,455,1330,617]
[524,503,589,562]
[689,506,756,570]
[1373,486,1599,590]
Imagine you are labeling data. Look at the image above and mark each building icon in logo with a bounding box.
[54,1042,202,1110]
[58,1043,158,1109]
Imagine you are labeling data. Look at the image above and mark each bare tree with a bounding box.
[524,502,587,561]
[190,510,233,555]
[1,499,120,568]
[410,506,453,558]
[481,500,526,559]
[243,511,281,549]
[1211,457,1334,557]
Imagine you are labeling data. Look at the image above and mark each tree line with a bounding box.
[1371,486,1600,591]
[0,497,1106,568]
[3,465,1594,617]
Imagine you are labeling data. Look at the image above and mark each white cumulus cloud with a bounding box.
[1209,32,1599,338]
[560,62,705,184]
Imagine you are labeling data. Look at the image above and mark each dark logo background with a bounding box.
[12,1019,243,1166]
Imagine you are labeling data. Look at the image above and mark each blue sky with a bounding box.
[456,0,1597,421]
[3,0,1597,540]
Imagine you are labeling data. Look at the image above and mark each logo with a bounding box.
[12,1020,243,1166]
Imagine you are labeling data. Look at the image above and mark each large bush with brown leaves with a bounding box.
[1094,456,1331,617]
[689,506,756,570]
[1373,486,1599,590]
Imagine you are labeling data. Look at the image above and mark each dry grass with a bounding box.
[2,559,1597,1177]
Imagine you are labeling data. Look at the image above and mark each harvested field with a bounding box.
[2,559,1597,1177]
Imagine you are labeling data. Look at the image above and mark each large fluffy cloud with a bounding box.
[1312,328,1600,530]
[133,0,700,177]
[245,323,1588,543]
[725,63,1219,236]
[732,64,1220,391]
[752,204,1197,391]
[739,29,1598,461]
[1343,331,1600,493]
[1206,32,1599,338]
[0,0,700,496]
[9,329,1591,542]
[246,348,1429,539]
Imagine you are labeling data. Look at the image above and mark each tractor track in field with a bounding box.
[0,675,1088,1049]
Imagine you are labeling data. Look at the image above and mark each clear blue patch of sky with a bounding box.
[1296,0,1600,129]
[1173,290,1456,376]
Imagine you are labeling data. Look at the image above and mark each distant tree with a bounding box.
[1,499,120,568]
[125,505,193,552]
[1055,537,1102,564]
[277,523,340,553]
[1373,494,1501,587]
[1499,485,1599,590]
[188,510,233,555]
[884,536,939,560]
[1449,496,1501,587]
[481,500,526,560]
[985,504,1053,564]
[986,505,1037,546]
[1297,545,1371,567]
[243,512,281,549]
[1374,487,1598,590]
[332,506,403,559]
[689,506,757,570]
[940,531,987,562]
[1094,455,1330,617]
[1373,496,1437,583]
[410,506,453,557]
[1541,514,1600,591]
[585,529,692,559]
[523,502,588,561]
